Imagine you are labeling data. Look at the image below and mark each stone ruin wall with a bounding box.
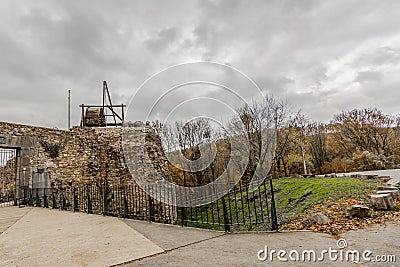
[0,121,171,190]
[0,121,176,222]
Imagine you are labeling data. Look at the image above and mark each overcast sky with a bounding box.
[1,0,400,129]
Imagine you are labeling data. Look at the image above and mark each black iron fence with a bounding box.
[179,179,277,232]
[0,148,17,206]
[2,174,391,232]
[22,184,177,224]
[0,193,14,207]
[16,178,278,232]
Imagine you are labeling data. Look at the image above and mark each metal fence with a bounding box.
[179,179,277,232]
[18,178,278,232]
[23,184,177,224]
[0,148,17,207]
[0,193,14,207]
[4,174,382,232]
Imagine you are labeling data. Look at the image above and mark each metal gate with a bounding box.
[0,148,17,207]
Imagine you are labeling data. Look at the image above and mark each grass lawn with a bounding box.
[272,177,377,225]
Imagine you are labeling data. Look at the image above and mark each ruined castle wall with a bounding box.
[0,121,171,189]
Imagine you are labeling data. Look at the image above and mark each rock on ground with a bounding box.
[302,212,330,227]
[346,205,370,218]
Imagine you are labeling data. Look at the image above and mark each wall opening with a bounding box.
[0,148,17,206]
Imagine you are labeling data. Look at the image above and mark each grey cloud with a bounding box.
[0,31,36,81]
[354,71,383,83]
[253,76,295,95]
[1,0,400,128]
[144,27,179,52]
[355,46,400,67]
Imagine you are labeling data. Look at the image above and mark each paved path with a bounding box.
[122,225,340,266]
[342,220,400,267]
[338,169,400,180]
[0,206,31,234]
[0,206,399,266]
[121,218,400,266]
[0,207,163,266]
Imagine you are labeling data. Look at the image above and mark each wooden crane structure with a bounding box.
[80,81,125,127]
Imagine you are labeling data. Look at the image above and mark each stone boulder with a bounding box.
[346,205,370,218]
[302,212,330,227]
[370,194,395,210]
[377,190,400,200]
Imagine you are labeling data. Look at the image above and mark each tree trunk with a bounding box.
[301,145,307,175]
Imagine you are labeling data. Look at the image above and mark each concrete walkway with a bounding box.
[0,206,31,234]
[0,207,163,266]
[123,221,400,266]
[0,206,399,266]
[122,221,341,266]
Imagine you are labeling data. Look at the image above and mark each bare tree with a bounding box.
[307,122,328,174]
[332,108,399,157]
[291,112,309,175]
[231,96,289,181]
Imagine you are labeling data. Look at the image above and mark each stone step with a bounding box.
[376,190,400,200]
[370,194,395,210]
[387,179,400,188]
[377,185,398,191]
[377,176,391,183]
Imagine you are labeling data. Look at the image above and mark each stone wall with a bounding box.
[0,121,171,190]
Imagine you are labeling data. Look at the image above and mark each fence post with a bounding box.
[87,187,93,214]
[180,207,187,227]
[103,189,107,216]
[73,188,79,212]
[22,189,27,206]
[221,196,231,232]
[35,189,41,207]
[43,189,48,208]
[52,191,57,209]
[148,186,155,222]
[29,189,34,206]
[61,191,67,211]
[269,178,279,232]
[123,194,128,218]
[178,187,187,227]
